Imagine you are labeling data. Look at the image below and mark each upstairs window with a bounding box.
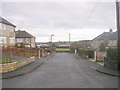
[3,25,6,30]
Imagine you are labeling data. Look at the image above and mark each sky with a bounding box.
[1,0,118,42]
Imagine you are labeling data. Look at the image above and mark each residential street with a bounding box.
[2,53,118,88]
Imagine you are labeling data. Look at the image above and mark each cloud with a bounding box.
[1,1,117,42]
[2,2,116,28]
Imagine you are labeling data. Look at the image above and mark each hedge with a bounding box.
[106,47,118,61]
[77,48,94,58]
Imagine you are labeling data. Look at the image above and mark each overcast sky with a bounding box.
[1,0,117,42]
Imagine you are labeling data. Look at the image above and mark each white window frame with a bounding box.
[0,37,6,44]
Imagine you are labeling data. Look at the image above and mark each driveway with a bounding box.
[2,53,118,88]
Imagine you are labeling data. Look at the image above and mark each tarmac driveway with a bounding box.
[2,53,118,88]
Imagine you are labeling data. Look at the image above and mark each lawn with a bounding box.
[0,58,20,64]
[56,48,70,52]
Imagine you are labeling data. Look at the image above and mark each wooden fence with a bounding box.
[2,47,50,59]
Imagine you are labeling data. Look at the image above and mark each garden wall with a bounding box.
[0,59,34,73]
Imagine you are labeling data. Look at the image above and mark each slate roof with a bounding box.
[0,17,16,27]
[15,30,35,38]
[92,31,117,41]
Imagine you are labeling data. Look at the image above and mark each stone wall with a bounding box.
[0,59,34,73]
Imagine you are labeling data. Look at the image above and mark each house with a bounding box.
[92,29,117,61]
[15,30,36,48]
[92,29,117,51]
[0,17,16,48]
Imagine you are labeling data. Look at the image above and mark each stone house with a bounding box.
[92,30,117,51]
[92,30,117,61]
[15,30,36,48]
[0,17,16,48]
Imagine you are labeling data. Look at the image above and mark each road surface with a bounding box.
[2,53,118,88]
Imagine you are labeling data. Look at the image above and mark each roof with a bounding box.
[92,31,117,41]
[15,30,35,38]
[0,17,16,27]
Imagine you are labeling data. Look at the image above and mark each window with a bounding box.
[26,38,30,43]
[10,37,15,43]
[17,38,23,43]
[3,24,6,30]
[0,37,6,44]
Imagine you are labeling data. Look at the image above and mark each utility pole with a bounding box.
[50,34,54,42]
[116,0,120,70]
[69,33,70,42]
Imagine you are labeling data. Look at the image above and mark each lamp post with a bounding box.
[50,34,54,54]
[69,33,70,42]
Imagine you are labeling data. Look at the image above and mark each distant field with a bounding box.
[56,48,70,52]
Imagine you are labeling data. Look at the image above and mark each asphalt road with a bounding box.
[2,53,118,88]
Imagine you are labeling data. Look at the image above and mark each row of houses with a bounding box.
[0,17,36,48]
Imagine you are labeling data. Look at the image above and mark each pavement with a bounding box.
[76,55,120,77]
[2,55,51,79]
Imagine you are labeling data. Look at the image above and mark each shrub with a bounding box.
[20,43,25,48]
[15,44,19,48]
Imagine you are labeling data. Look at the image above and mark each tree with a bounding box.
[99,42,108,51]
